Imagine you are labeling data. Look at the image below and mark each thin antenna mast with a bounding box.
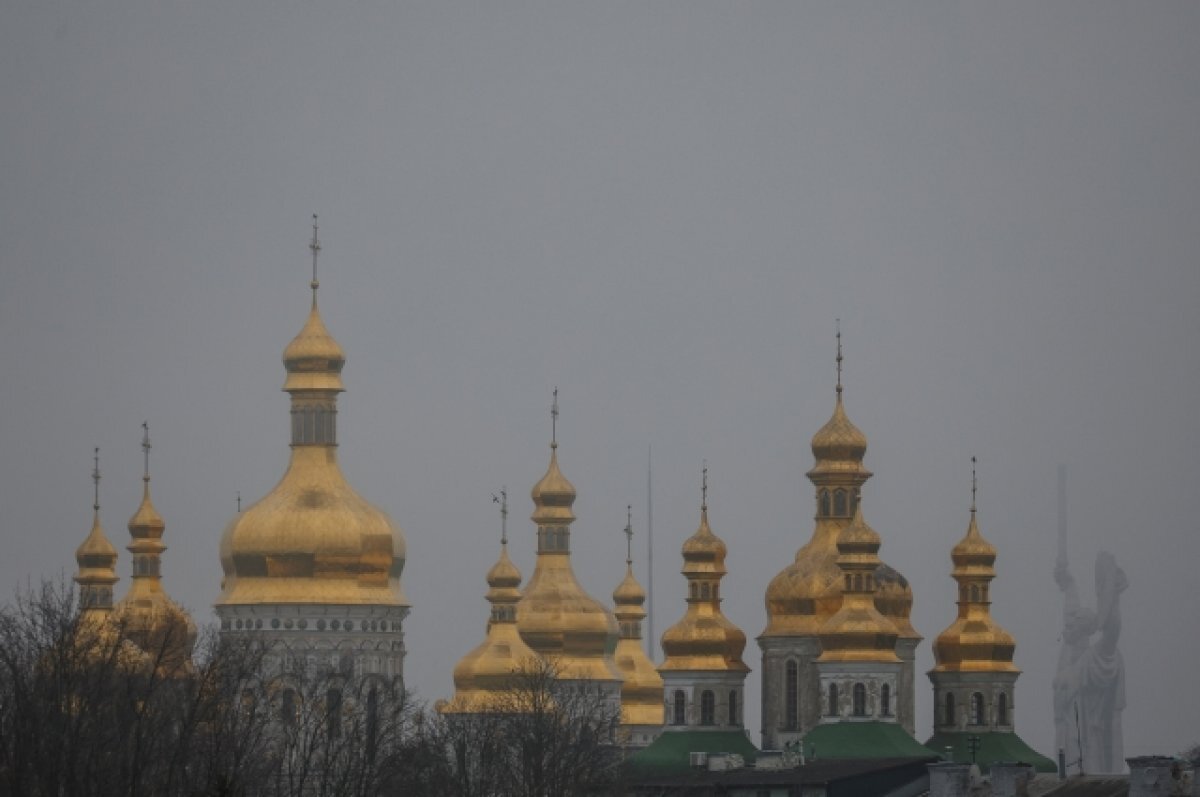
[646,444,654,660]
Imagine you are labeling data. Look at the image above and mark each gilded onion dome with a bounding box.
[817,503,900,663]
[443,494,542,714]
[75,448,118,621]
[763,334,917,642]
[932,472,1017,673]
[115,425,197,677]
[612,510,665,727]
[660,473,750,674]
[516,396,621,683]
[218,223,408,608]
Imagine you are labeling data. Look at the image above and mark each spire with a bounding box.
[127,423,166,585]
[493,487,509,546]
[93,446,100,514]
[76,447,118,613]
[611,505,665,730]
[441,490,537,715]
[625,504,634,566]
[309,213,321,297]
[551,386,559,449]
[835,318,843,398]
[518,392,622,684]
[809,323,870,480]
[530,389,576,529]
[660,465,749,674]
[932,457,1015,673]
[971,456,978,516]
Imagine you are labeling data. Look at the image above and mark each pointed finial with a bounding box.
[309,214,321,295]
[493,487,509,546]
[141,421,151,483]
[970,456,978,515]
[92,447,101,512]
[624,505,634,566]
[550,387,559,449]
[701,461,709,512]
[236,491,242,513]
[835,319,843,397]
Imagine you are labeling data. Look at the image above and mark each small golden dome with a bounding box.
[487,545,522,592]
[613,564,646,608]
[517,437,621,684]
[808,395,872,479]
[282,297,346,392]
[951,512,998,569]
[817,505,900,663]
[76,511,118,584]
[530,446,577,526]
[116,457,197,679]
[612,561,665,728]
[443,539,543,715]
[660,497,750,674]
[932,508,1017,673]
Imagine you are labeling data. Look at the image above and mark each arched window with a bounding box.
[785,661,799,729]
[728,690,738,726]
[833,489,847,516]
[852,683,867,717]
[820,490,831,517]
[673,690,686,725]
[997,692,1008,726]
[971,692,985,726]
[327,688,342,738]
[880,684,891,717]
[700,691,715,726]
[700,582,711,600]
[944,692,955,726]
[970,584,980,602]
[828,683,839,717]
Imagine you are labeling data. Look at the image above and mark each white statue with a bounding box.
[1053,549,1126,774]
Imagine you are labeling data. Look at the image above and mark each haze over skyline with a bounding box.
[2,2,1198,761]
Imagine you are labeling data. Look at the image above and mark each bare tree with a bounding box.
[402,659,624,797]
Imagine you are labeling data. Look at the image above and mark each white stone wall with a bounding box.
[661,670,748,731]
[815,660,901,724]
[927,671,1019,734]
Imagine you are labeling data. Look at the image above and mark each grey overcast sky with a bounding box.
[2,1,1198,759]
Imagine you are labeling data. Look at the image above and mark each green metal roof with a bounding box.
[801,721,937,761]
[924,731,1057,773]
[627,729,759,776]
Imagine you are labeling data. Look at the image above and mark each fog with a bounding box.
[2,2,1197,759]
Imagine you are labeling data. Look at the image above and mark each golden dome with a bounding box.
[443,537,543,715]
[612,533,665,727]
[218,279,407,608]
[219,445,408,605]
[932,508,1017,673]
[613,565,646,607]
[817,504,900,663]
[75,511,119,593]
[530,445,576,526]
[516,429,621,684]
[115,442,197,679]
[282,297,346,392]
[809,395,869,475]
[763,344,917,642]
[76,449,119,619]
[660,491,750,674]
